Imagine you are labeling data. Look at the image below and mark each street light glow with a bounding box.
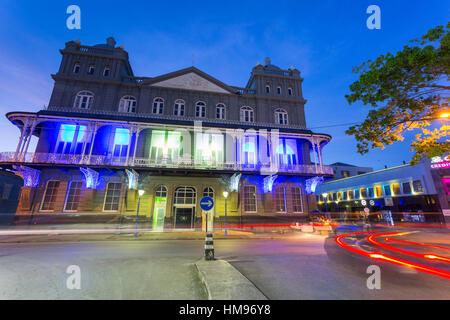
[138,189,145,196]
[439,112,449,118]
[223,191,229,198]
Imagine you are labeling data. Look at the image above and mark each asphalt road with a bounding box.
[1,232,449,299]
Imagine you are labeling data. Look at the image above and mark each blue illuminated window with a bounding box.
[383,185,391,196]
[113,128,130,157]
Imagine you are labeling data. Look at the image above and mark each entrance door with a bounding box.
[173,186,197,229]
[153,186,168,231]
[174,207,194,228]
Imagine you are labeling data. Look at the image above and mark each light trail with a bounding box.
[335,231,450,279]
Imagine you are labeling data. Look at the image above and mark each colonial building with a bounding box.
[0,37,332,229]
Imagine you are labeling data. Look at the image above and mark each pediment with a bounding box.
[149,72,231,94]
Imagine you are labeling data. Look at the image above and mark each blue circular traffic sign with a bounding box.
[200,196,214,211]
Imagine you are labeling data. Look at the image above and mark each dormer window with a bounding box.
[73,62,80,74]
[118,95,137,113]
[265,85,270,93]
[88,64,95,75]
[288,87,293,96]
[277,86,281,94]
[103,66,110,77]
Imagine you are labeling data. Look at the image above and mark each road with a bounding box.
[0,231,449,299]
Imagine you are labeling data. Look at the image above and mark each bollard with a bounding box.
[204,231,214,260]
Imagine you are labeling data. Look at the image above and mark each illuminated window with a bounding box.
[56,124,87,154]
[348,190,354,200]
[292,186,304,212]
[40,180,60,211]
[174,186,196,205]
[74,91,94,109]
[73,62,80,73]
[150,130,182,163]
[337,192,343,201]
[383,185,391,196]
[203,187,214,198]
[153,97,164,114]
[103,66,110,77]
[243,185,257,213]
[360,188,367,198]
[412,180,424,193]
[354,189,360,199]
[374,186,382,198]
[103,182,121,211]
[195,133,223,165]
[392,183,401,196]
[242,135,257,166]
[216,103,226,119]
[64,181,83,212]
[195,101,206,118]
[113,128,130,157]
[277,139,297,166]
[332,193,337,201]
[174,99,185,116]
[275,186,287,212]
[240,106,254,122]
[119,95,137,113]
[288,87,293,96]
[275,108,288,125]
[342,170,350,178]
[367,187,374,198]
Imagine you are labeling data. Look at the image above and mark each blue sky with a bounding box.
[0,0,448,170]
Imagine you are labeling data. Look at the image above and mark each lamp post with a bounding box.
[322,193,328,219]
[134,189,145,238]
[223,191,229,236]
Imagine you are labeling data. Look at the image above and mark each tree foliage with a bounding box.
[345,23,450,164]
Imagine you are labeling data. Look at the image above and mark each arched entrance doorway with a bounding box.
[173,186,196,228]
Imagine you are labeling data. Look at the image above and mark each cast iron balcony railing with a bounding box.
[0,152,333,175]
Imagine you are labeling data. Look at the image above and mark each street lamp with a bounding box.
[223,191,229,236]
[322,193,329,218]
[439,112,449,119]
[134,189,145,238]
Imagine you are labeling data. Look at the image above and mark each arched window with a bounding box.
[174,186,197,205]
[195,101,206,118]
[216,103,226,120]
[174,99,185,116]
[87,64,95,75]
[103,66,110,77]
[265,85,270,93]
[74,91,94,109]
[152,97,164,114]
[277,86,281,94]
[73,62,80,74]
[240,106,254,122]
[288,87,293,96]
[118,95,137,113]
[155,185,168,198]
[203,187,214,198]
[275,108,288,125]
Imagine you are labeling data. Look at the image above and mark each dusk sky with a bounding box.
[0,0,448,170]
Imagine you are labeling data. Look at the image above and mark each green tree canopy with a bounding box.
[345,23,450,164]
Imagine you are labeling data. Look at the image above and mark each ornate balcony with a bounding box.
[0,152,333,175]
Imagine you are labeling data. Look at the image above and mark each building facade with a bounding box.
[0,37,332,228]
[315,160,446,223]
[330,162,373,179]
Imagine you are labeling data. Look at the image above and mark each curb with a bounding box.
[195,259,268,300]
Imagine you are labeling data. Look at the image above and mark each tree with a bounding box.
[345,23,450,164]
